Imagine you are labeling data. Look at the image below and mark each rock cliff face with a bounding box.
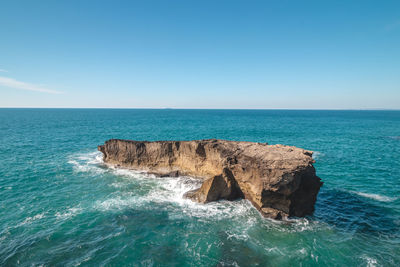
[98,139,322,219]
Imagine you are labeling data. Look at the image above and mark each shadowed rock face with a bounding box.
[98,139,322,219]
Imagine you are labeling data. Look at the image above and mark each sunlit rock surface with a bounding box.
[98,139,322,219]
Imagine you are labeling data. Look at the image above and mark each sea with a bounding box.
[0,109,399,266]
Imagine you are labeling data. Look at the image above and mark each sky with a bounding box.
[0,0,399,109]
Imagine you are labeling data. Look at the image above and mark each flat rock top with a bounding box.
[213,140,313,160]
[107,138,314,165]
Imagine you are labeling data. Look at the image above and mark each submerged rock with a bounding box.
[98,139,322,219]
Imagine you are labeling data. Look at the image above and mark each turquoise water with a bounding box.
[0,109,399,266]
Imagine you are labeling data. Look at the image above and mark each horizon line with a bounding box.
[0,107,399,111]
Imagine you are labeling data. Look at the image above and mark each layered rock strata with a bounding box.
[98,139,322,219]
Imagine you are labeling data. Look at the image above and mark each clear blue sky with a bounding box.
[0,0,399,109]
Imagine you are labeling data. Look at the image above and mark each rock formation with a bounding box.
[98,139,322,219]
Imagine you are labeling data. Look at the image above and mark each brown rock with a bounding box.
[98,139,322,219]
[184,168,244,203]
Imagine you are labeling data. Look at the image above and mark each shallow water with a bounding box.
[0,109,399,266]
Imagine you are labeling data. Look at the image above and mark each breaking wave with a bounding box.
[55,207,83,220]
[69,151,259,221]
[353,191,397,202]
[312,151,325,160]
[95,172,257,221]
[67,150,326,236]
[17,213,46,227]
[67,151,104,174]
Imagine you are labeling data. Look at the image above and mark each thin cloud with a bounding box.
[0,76,62,94]
[0,69,8,72]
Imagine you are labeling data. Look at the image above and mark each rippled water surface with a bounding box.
[0,109,399,266]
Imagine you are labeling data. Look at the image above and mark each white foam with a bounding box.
[17,213,45,227]
[95,195,143,211]
[311,252,319,263]
[270,217,324,234]
[55,207,83,220]
[68,151,257,218]
[361,255,378,267]
[289,218,311,232]
[312,151,324,160]
[109,182,125,188]
[154,176,257,220]
[353,191,397,202]
[111,167,154,179]
[225,230,250,241]
[298,248,307,255]
[68,151,104,174]
[94,169,258,222]
[68,151,317,228]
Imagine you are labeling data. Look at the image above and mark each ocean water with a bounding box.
[0,109,399,266]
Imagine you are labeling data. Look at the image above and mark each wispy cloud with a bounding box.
[0,76,62,94]
[0,69,8,72]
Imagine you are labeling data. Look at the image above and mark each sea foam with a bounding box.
[17,213,45,227]
[353,191,397,202]
[68,151,104,174]
[312,151,324,160]
[55,207,83,220]
[70,151,320,233]
[69,151,259,221]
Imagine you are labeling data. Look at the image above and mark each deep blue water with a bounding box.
[0,109,399,266]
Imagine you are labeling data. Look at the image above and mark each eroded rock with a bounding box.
[98,139,322,219]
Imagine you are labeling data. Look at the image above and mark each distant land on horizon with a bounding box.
[0,107,399,111]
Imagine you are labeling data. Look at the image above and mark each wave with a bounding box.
[55,207,83,220]
[68,151,254,219]
[67,151,259,221]
[94,172,257,221]
[361,255,378,267]
[312,151,324,160]
[67,151,104,174]
[69,150,321,234]
[352,191,397,202]
[17,213,45,227]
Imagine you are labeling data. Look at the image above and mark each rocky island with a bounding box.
[98,139,322,219]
